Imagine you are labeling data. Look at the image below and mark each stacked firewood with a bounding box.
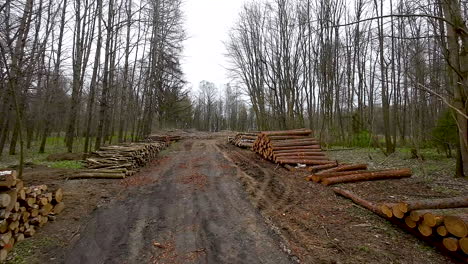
[229,133,258,149]
[0,171,64,261]
[380,197,468,255]
[334,188,467,260]
[78,142,168,179]
[252,129,335,165]
[306,163,413,185]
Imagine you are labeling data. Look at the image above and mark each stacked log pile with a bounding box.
[78,142,168,179]
[333,187,468,261]
[0,170,64,261]
[252,129,335,165]
[229,133,258,148]
[306,164,412,185]
[380,197,468,256]
[251,129,412,184]
[146,134,181,143]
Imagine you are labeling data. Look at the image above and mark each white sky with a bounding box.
[181,0,246,91]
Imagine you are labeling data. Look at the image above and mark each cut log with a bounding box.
[274,152,327,157]
[0,231,11,245]
[409,210,430,222]
[53,188,63,203]
[444,215,468,238]
[8,220,19,231]
[0,170,17,188]
[460,237,468,254]
[276,156,329,162]
[68,173,126,179]
[418,224,433,237]
[273,147,323,152]
[437,225,448,237]
[332,187,383,216]
[0,220,8,233]
[0,193,11,207]
[15,180,23,191]
[394,197,468,219]
[5,189,17,213]
[14,233,24,242]
[24,227,35,237]
[52,202,65,215]
[309,170,370,183]
[283,164,296,172]
[321,169,412,186]
[261,129,313,136]
[39,203,53,216]
[422,213,444,227]
[277,159,336,165]
[405,216,417,228]
[306,162,339,173]
[332,187,468,262]
[317,164,368,175]
[442,237,459,252]
[17,188,26,201]
[380,203,398,218]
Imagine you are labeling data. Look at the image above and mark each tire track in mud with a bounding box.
[218,143,340,262]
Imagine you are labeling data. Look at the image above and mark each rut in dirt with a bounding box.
[64,139,292,264]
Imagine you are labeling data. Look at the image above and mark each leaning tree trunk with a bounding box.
[442,0,468,177]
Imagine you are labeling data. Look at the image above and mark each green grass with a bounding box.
[7,237,61,264]
[45,160,84,169]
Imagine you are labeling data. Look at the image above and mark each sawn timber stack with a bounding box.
[79,142,168,179]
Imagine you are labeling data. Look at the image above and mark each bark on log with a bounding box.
[317,164,368,175]
[273,147,323,152]
[68,173,126,179]
[277,159,335,165]
[321,169,412,186]
[273,152,326,157]
[309,170,370,183]
[332,187,384,216]
[306,162,339,173]
[261,129,312,136]
[275,156,329,162]
[394,197,468,219]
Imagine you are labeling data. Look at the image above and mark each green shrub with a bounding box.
[351,130,372,147]
[47,160,83,169]
[432,110,458,158]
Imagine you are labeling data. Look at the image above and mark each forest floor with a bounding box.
[2,131,467,263]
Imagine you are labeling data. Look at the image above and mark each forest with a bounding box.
[1,0,468,176]
[0,0,467,262]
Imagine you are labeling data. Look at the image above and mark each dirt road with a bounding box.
[64,139,292,263]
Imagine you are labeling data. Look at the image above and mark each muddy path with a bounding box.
[64,139,292,264]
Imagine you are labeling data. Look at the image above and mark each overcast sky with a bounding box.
[181,0,245,92]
